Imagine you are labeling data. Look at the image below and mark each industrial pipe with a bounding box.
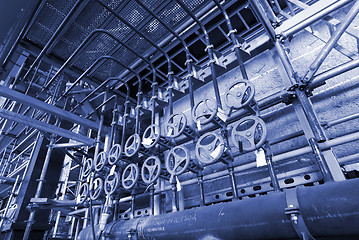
[78,178,359,240]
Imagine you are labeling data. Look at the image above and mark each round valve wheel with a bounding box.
[94,151,107,172]
[142,124,160,149]
[90,177,103,200]
[82,158,93,178]
[165,146,190,179]
[141,156,161,184]
[192,98,218,126]
[108,144,122,165]
[77,182,89,204]
[124,134,141,157]
[104,172,120,195]
[224,80,255,109]
[121,163,139,190]
[195,132,225,164]
[166,113,187,138]
[231,116,267,152]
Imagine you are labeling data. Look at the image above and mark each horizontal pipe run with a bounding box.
[78,178,359,240]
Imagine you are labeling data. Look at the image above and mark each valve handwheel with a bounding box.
[195,132,225,164]
[165,146,190,182]
[77,182,89,204]
[231,116,267,152]
[94,151,107,172]
[224,80,255,109]
[142,124,160,149]
[104,172,120,195]
[166,113,187,138]
[124,134,141,157]
[141,156,161,184]
[82,158,93,178]
[90,177,103,200]
[108,144,122,165]
[122,163,139,190]
[192,98,218,126]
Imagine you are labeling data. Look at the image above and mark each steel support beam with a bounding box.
[0,86,108,133]
[78,178,359,240]
[0,109,94,145]
[276,0,354,38]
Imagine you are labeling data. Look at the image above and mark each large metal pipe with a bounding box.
[78,178,359,240]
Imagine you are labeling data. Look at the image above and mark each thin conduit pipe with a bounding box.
[212,0,248,79]
[95,0,174,113]
[109,78,130,160]
[43,29,153,91]
[58,55,139,102]
[133,0,195,112]
[174,0,223,109]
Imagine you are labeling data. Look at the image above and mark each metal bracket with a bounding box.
[285,188,315,240]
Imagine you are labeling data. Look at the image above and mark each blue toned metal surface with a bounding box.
[79,178,359,240]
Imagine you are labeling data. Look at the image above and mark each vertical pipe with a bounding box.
[212,0,248,79]
[197,174,205,206]
[22,78,63,240]
[308,138,334,182]
[249,0,326,142]
[175,0,223,109]
[263,144,280,191]
[22,134,56,240]
[227,164,239,199]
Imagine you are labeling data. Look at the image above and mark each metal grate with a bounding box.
[23,0,258,91]
[26,0,78,47]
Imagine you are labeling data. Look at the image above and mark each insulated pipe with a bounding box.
[175,0,223,110]
[78,178,359,240]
